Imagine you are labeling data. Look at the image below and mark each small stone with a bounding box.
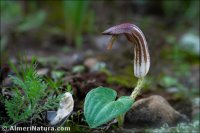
[166,87,179,93]
[180,32,200,55]
[92,62,106,72]
[72,65,85,73]
[37,68,49,76]
[51,70,65,79]
[84,58,106,72]
[124,95,189,128]
[84,58,98,69]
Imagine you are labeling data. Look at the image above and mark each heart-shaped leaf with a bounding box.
[84,87,134,128]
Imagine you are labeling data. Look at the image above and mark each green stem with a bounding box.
[130,78,144,100]
[117,115,123,127]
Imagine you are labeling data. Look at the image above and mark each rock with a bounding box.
[72,65,85,73]
[37,68,49,76]
[93,62,106,72]
[124,95,189,128]
[84,58,98,69]
[166,87,179,93]
[171,98,192,120]
[180,32,200,55]
[51,70,65,80]
[84,58,106,72]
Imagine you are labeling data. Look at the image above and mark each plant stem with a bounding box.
[130,78,144,100]
[117,115,123,127]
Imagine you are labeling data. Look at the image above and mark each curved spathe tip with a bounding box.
[102,23,150,78]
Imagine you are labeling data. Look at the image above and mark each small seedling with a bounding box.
[84,23,150,128]
[4,58,63,125]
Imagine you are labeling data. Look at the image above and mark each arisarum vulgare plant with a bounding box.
[84,23,150,128]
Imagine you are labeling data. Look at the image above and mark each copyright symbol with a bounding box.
[1,126,7,132]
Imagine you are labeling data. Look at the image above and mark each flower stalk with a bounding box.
[130,77,144,99]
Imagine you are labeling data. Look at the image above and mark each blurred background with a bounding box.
[0,0,199,129]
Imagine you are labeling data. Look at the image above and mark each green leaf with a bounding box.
[84,87,134,128]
